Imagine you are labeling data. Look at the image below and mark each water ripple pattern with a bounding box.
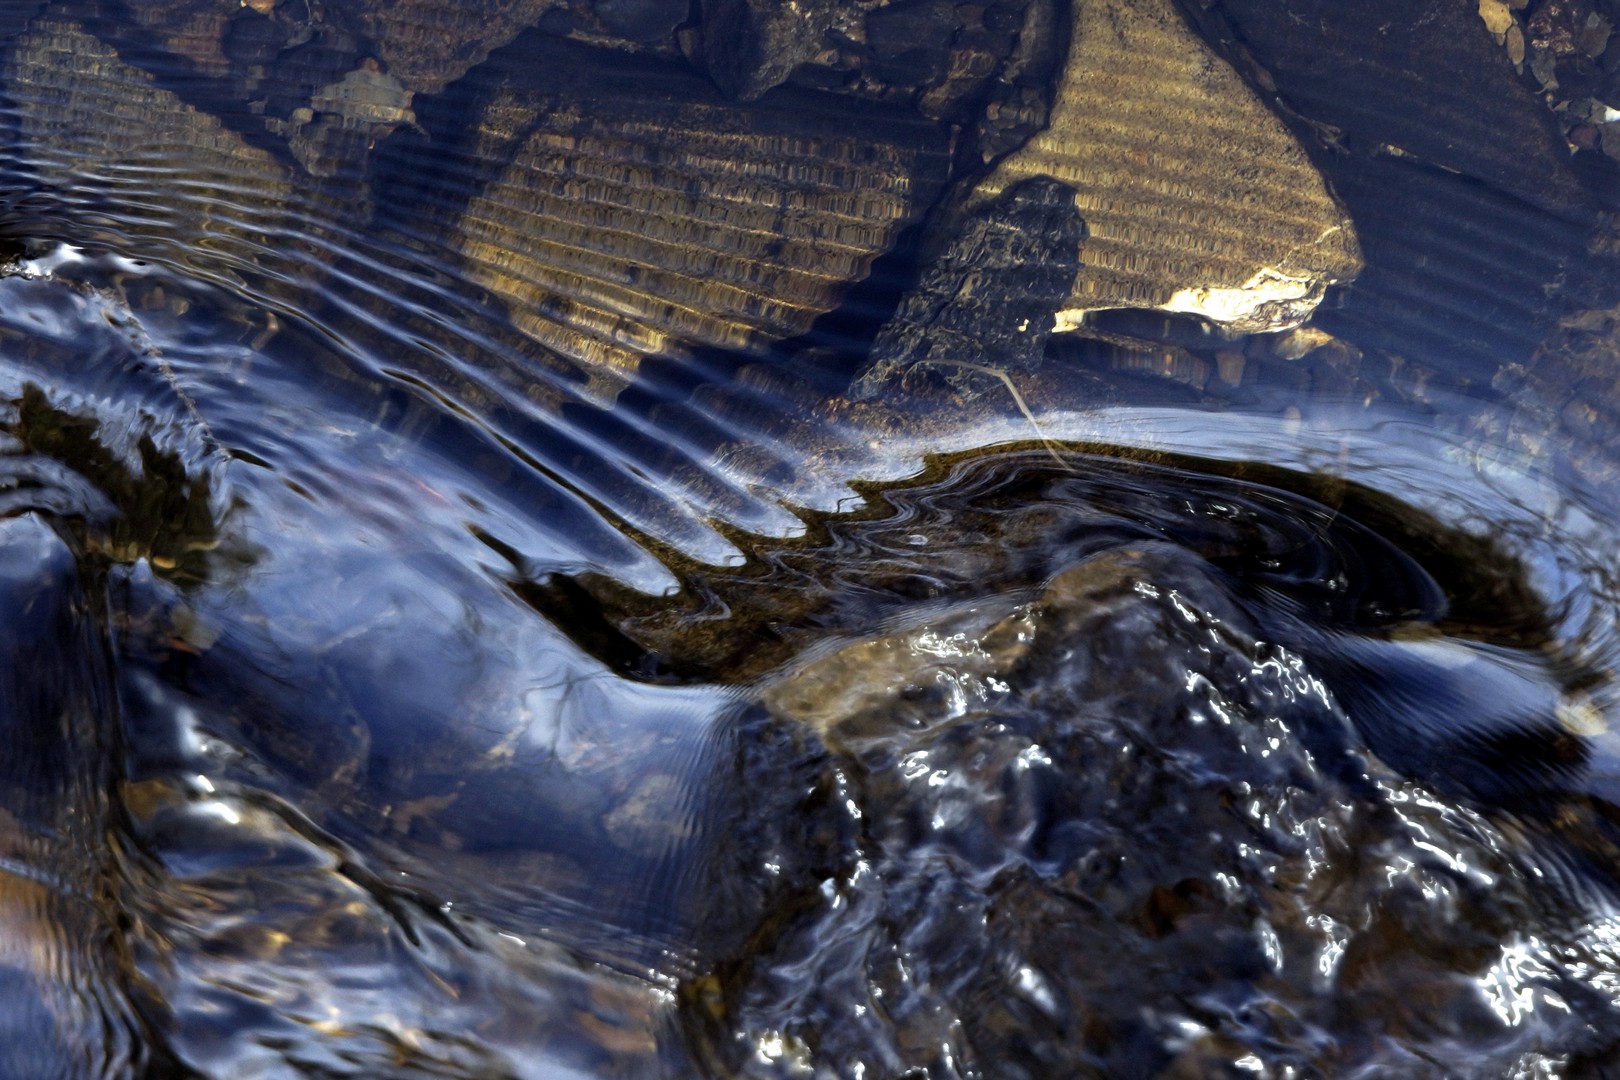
[0,2,1619,1078]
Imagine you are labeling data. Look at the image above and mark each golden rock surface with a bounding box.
[972,0,1362,333]
[454,69,951,403]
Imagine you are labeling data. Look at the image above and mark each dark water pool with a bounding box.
[2,1,1620,1077]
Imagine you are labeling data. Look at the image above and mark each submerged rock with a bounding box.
[852,175,1087,399]
[708,543,1620,1076]
[4,3,1620,1077]
[962,0,1362,334]
[441,37,953,406]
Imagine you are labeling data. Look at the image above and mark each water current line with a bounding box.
[905,358,1070,469]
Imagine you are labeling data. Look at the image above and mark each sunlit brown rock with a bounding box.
[450,41,952,404]
[966,0,1362,334]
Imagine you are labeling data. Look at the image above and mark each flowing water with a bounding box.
[1,1,1620,1077]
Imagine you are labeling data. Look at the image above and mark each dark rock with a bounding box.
[591,0,688,41]
[700,541,1620,1075]
[865,0,959,87]
[852,176,1085,399]
[1182,0,1620,389]
[1183,0,1596,216]
[221,8,295,65]
[697,0,849,99]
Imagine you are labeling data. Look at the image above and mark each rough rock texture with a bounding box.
[853,176,1086,398]
[706,544,1620,1077]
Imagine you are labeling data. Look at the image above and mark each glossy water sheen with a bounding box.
[1,2,1619,1078]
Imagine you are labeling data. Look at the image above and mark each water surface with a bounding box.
[2,1,1620,1077]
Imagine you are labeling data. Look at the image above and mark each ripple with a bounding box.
[3,4,1620,1077]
